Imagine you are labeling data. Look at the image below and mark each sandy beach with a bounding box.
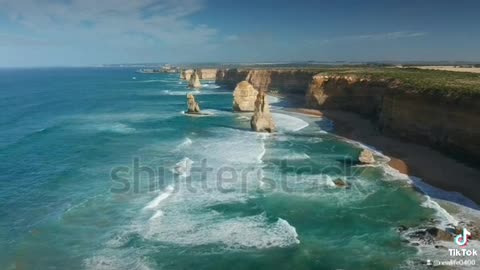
[294,108,480,205]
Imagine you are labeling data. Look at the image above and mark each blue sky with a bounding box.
[0,0,479,67]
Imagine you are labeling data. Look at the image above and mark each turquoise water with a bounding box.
[0,68,438,269]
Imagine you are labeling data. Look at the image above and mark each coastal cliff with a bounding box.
[246,70,316,94]
[214,68,315,96]
[306,72,480,163]
[198,69,218,80]
[181,69,218,80]
[378,92,480,162]
[181,69,193,81]
[166,66,480,163]
[215,69,250,88]
[212,67,480,163]
[305,74,390,117]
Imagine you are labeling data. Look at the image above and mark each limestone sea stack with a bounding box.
[188,71,202,89]
[233,81,259,112]
[251,91,275,133]
[358,149,375,164]
[186,93,201,114]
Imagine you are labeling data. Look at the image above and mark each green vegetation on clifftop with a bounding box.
[316,67,480,97]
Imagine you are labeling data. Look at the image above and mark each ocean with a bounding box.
[0,68,477,269]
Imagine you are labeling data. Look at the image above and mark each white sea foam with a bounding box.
[324,177,337,188]
[172,158,193,177]
[267,95,281,105]
[143,185,174,210]
[284,152,310,160]
[236,115,251,121]
[380,162,480,230]
[105,232,131,249]
[149,210,164,220]
[271,113,309,132]
[91,123,136,134]
[200,109,231,116]
[144,213,299,249]
[193,128,266,165]
[156,89,229,96]
[139,79,166,83]
[411,177,480,211]
[84,256,120,270]
[84,255,153,270]
[382,164,413,183]
[202,83,221,89]
[341,137,389,164]
[176,137,193,150]
[266,148,310,161]
[421,196,459,227]
[131,127,287,250]
[257,140,266,163]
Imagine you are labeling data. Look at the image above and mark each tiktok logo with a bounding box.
[454,228,471,248]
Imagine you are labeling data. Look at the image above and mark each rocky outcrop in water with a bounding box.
[251,91,275,132]
[186,93,201,114]
[188,71,202,89]
[359,149,375,164]
[233,81,259,112]
[333,178,351,189]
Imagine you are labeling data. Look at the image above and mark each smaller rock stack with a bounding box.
[251,91,275,133]
[188,70,202,89]
[358,149,375,164]
[186,93,201,114]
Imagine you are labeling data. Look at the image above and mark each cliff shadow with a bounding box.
[319,109,480,208]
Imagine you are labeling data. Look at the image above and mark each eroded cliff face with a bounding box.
[306,74,480,163]
[181,69,194,81]
[215,69,250,88]
[197,69,218,80]
[181,69,219,81]
[379,93,480,162]
[213,69,315,94]
[246,70,316,94]
[306,75,392,117]
[180,67,479,162]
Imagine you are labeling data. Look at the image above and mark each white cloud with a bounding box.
[320,31,427,44]
[0,0,217,49]
[0,33,56,46]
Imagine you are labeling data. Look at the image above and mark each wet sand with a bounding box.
[294,108,480,205]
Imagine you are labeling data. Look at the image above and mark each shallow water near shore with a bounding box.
[0,68,478,270]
